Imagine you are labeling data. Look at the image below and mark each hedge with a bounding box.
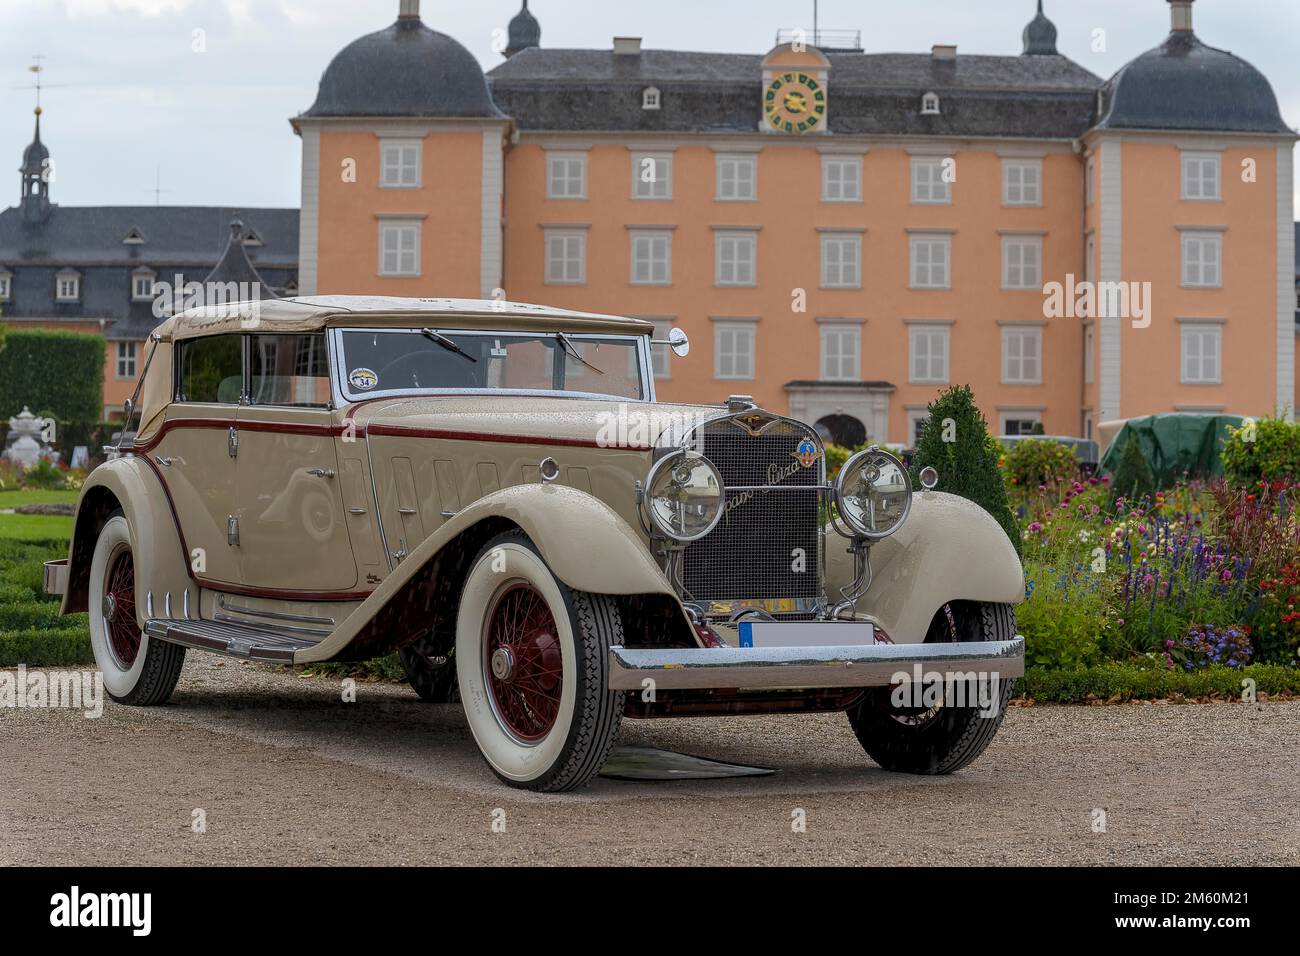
[0,628,92,668]
[0,328,105,426]
[1016,663,1300,703]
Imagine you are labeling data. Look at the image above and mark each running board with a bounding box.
[145,618,319,663]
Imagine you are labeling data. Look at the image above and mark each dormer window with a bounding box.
[242,228,264,247]
[283,278,299,296]
[55,270,80,302]
[642,87,661,110]
[921,92,941,115]
[122,228,145,245]
[0,270,11,301]
[131,269,157,301]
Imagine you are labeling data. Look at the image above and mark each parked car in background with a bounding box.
[997,435,1100,475]
[46,296,1025,791]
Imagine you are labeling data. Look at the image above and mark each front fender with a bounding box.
[62,457,193,628]
[298,482,677,663]
[826,491,1025,645]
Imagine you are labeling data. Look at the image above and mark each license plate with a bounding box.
[737,621,876,648]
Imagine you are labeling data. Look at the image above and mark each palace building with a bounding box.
[293,0,1297,445]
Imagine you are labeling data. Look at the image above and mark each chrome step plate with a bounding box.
[145,618,319,663]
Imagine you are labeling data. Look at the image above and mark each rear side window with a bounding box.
[176,334,242,404]
[249,334,330,407]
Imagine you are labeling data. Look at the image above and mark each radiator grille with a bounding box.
[681,416,823,604]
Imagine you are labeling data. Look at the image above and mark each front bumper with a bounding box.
[608,637,1024,691]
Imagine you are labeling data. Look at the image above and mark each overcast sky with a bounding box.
[3,0,1299,212]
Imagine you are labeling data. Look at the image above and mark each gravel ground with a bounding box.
[2,654,1297,866]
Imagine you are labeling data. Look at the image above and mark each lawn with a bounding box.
[0,489,79,508]
[0,506,90,666]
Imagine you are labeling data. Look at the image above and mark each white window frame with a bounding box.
[1084,324,1095,385]
[715,230,758,287]
[115,341,138,380]
[55,272,80,301]
[1001,326,1043,385]
[546,152,587,200]
[0,273,9,300]
[631,152,672,200]
[921,92,941,115]
[910,157,951,204]
[716,153,757,202]
[1180,323,1222,384]
[819,324,861,381]
[131,271,156,301]
[1085,156,1095,206]
[639,318,672,380]
[379,139,422,189]
[1181,152,1221,201]
[908,324,950,384]
[906,409,931,447]
[629,229,672,285]
[714,322,756,380]
[909,234,950,289]
[822,155,862,202]
[1181,232,1223,288]
[642,87,661,110]
[820,234,862,289]
[1085,234,1096,284]
[377,220,421,277]
[544,228,587,285]
[1002,159,1042,206]
[999,411,1043,436]
[1002,236,1043,290]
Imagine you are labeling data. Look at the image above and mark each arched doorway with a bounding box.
[815,413,866,448]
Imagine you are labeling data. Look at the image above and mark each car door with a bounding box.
[146,333,243,587]
[231,332,359,593]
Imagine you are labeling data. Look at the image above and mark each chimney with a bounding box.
[931,44,957,60]
[613,36,642,55]
[1169,0,1193,32]
[399,0,419,19]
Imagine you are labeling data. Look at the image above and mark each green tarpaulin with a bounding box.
[1099,413,1246,486]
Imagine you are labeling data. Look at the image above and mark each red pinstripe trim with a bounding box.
[364,423,649,450]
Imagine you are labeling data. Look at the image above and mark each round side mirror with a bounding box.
[654,327,690,358]
[919,466,939,490]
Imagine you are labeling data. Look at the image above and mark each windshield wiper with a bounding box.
[420,328,478,363]
[556,332,604,375]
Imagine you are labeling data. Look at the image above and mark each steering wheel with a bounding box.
[375,349,475,390]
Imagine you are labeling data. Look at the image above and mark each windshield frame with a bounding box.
[329,327,654,406]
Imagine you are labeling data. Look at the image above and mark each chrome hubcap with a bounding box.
[491,646,515,681]
[102,593,117,622]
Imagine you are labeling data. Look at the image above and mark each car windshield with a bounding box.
[337,329,646,401]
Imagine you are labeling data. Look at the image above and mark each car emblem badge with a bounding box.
[730,412,781,436]
[792,438,820,468]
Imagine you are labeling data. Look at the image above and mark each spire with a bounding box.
[204,218,278,300]
[505,0,541,57]
[1022,0,1059,56]
[20,106,52,224]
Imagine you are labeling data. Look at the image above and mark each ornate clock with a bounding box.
[764,72,826,133]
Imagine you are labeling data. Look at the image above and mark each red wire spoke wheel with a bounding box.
[103,547,140,669]
[483,582,563,743]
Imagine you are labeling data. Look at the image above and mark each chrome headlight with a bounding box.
[643,449,724,542]
[834,447,912,539]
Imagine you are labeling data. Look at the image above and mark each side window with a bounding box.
[249,333,330,407]
[177,334,243,404]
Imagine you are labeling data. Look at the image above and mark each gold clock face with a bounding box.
[764,72,826,133]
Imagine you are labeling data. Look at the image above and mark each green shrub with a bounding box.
[0,329,104,425]
[824,444,851,481]
[1017,662,1300,703]
[909,385,1020,556]
[1221,415,1300,487]
[0,627,92,667]
[1005,438,1079,492]
[1108,433,1156,506]
[20,458,67,491]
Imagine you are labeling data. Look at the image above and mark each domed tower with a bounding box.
[1082,0,1296,432]
[1021,1,1058,56]
[504,1,541,58]
[19,106,52,225]
[291,0,511,298]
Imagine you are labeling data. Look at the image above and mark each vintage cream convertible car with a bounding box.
[47,296,1025,791]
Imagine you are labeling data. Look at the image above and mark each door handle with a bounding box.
[306,468,336,479]
[153,455,177,467]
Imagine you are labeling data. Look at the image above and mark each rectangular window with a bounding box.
[380,140,421,188]
[1001,415,1041,436]
[131,274,155,301]
[546,152,587,199]
[714,323,755,380]
[909,325,950,384]
[907,410,930,448]
[716,154,757,201]
[1003,159,1042,206]
[1181,152,1221,201]
[715,231,757,286]
[1002,326,1043,384]
[1085,156,1095,206]
[249,333,330,407]
[1084,325,1095,385]
[1181,323,1222,384]
[1181,232,1222,287]
[822,156,862,202]
[911,157,951,204]
[910,235,950,289]
[177,333,243,404]
[115,342,138,380]
[820,325,860,381]
[631,153,672,199]
[629,230,671,285]
[378,221,421,277]
[0,275,9,299]
[1002,236,1043,290]
[56,275,80,301]
[544,228,587,285]
[645,320,672,379]
[1085,234,1096,284]
[821,234,862,288]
